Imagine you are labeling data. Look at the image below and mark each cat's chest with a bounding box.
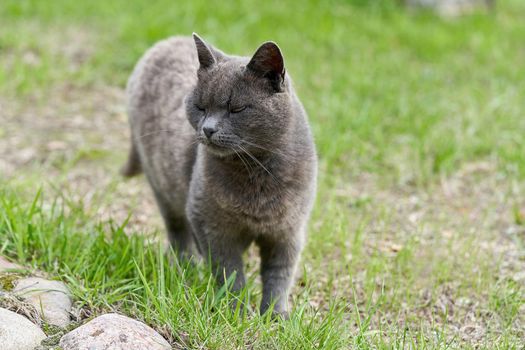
[192,152,303,230]
[223,177,282,209]
[210,175,292,228]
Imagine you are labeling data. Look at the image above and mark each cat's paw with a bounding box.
[271,309,289,321]
[260,305,289,320]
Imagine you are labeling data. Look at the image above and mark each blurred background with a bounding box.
[0,0,524,348]
[1,0,524,182]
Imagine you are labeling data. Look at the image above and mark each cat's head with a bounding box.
[186,33,293,158]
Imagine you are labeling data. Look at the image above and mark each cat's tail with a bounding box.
[120,139,142,177]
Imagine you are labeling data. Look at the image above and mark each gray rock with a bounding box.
[13,277,72,327]
[59,313,171,350]
[0,307,46,350]
[0,256,23,273]
[405,0,494,16]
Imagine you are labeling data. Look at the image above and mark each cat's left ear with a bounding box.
[193,33,218,70]
[247,42,285,92]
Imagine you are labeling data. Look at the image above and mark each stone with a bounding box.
[405,0,494,17]
[0,307,46,350]
[59,313,171,350]
[512,271,525,283]
[13,277,72,327]
[0,256,24,273]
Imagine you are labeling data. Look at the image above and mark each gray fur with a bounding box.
[123,34,317,317]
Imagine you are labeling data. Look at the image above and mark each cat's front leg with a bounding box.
[189,219,248,293]
[187,189,251,298]
[207,235,247,293]
[257,233,303,318]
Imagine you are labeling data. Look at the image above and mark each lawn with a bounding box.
[1,0,524,349]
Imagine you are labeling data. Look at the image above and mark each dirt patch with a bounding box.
[0,83,162,235]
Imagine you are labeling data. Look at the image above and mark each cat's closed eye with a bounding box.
[230,106,246,113]
[195,104,206,112]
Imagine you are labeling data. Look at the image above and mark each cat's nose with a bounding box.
[203,126,217,139]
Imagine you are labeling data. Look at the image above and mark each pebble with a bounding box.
[13,277,72,327]
[0,307,46,350]
[59,313,171,350]
[0,256,24,273]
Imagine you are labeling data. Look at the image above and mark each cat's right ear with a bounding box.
[193,33,216,70]
[247,42,286,92]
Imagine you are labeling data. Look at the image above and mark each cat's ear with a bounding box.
[247,42,285,92]
[193,33,216,70]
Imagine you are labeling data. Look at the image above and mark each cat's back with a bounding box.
[127,36,198,117]
[126,36,199,212]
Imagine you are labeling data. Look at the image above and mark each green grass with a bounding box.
[1,0,524,349]
[0,188,350,349]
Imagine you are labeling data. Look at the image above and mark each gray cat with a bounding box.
[122,34,317,317]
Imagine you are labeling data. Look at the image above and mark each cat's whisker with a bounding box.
[137,130,173,139]
[233,148,253,178]
[237,144,281,185]
[188,137,200,144]
[137,129,195,140]
[240,139,288,158]
[238,148,256,176]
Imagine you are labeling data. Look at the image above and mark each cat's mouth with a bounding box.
[198,136,238,157]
